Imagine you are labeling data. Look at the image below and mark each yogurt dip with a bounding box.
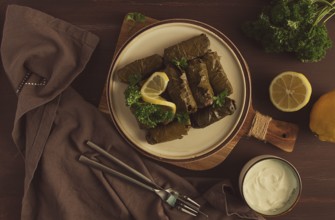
[240,157,301,216]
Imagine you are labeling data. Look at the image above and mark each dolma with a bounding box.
[117,54,163,83]
[165,64,197,113]
[163,34,210,64]
[202,51,233,95]
[146,121,190,144]
[191,97,236,128]
[186,59,214,108]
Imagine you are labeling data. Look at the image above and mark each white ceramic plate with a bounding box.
[107,19,251,161]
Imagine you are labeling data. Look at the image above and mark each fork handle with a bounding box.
[79,155,155,192]
[86,141,156,186]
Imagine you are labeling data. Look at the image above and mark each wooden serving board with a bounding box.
[99,14,299,170]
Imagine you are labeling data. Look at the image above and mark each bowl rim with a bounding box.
[239,155,302,217]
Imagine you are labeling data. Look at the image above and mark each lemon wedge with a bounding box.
[269,71,312,112]
[140,72,176,114]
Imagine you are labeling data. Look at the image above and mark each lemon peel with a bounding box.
[140,72,176,114]
[310,89,335,143]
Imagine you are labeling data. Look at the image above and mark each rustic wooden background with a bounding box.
[1,0,335,219]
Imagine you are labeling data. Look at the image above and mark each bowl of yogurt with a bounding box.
[239,155,302,216]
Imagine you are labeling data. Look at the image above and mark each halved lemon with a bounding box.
[269,71,312,112]
[310,89,335,143]
[140,72,176,114]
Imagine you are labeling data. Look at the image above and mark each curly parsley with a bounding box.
[242,0,335,62]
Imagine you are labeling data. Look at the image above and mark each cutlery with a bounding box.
[79,140,208,218]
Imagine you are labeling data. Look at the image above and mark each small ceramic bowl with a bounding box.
[239,155,302,217]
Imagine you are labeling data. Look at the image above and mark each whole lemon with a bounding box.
[309,90,335,143]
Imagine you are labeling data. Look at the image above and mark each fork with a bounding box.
[79,140,208,217]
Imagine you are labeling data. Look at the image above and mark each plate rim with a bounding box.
[106,18,252,162]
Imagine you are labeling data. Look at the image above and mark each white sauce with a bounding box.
[242,159,299,215]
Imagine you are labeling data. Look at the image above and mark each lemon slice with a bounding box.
[140,72,176,114]
[269,71,312,112]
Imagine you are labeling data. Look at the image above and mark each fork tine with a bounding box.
[179,207,197,217]
[176,196,199,211]
[180,203,198,214]
[196,208,208,218]
[167,188,200,209]
[176,202,198,216]
[180,194,201,208]
[166,188,208,217]
[177,196,208,218]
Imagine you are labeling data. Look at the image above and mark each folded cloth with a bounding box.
[1,5,264,220]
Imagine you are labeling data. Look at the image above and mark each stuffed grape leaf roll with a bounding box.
[163,34,210,64]
[186,58,214,108]
[146,121,191,144]
[191,97,236,128]
[202,51,233,95]
[117,54,163,83]
[165,64,197,113]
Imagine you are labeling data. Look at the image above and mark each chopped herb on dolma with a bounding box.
[172,57,188,70]
[191,97,236,128]
[212,89,228,108]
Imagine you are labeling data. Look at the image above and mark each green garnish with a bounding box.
[124,84,174,128]
[213,90,228,108]
[172,57,188,70]
[133,104,174,128]
[126,12,146,23]
[175,112,190,125]
[127,73,142,85]
[242,0,335,62]
[124,84,141,106]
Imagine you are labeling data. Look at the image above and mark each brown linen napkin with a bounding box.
[1,5,264,220]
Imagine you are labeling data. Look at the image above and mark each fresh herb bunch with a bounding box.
[124,84,174,128]
[242,0,335,62]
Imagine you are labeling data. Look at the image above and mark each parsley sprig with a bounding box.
[242,0,335,62]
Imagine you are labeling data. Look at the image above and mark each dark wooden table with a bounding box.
[1,0,335,219]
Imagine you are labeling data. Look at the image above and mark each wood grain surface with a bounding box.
[1,1,335,219]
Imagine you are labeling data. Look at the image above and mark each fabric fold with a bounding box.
[1,4,99,121]
[1,5,263,220]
